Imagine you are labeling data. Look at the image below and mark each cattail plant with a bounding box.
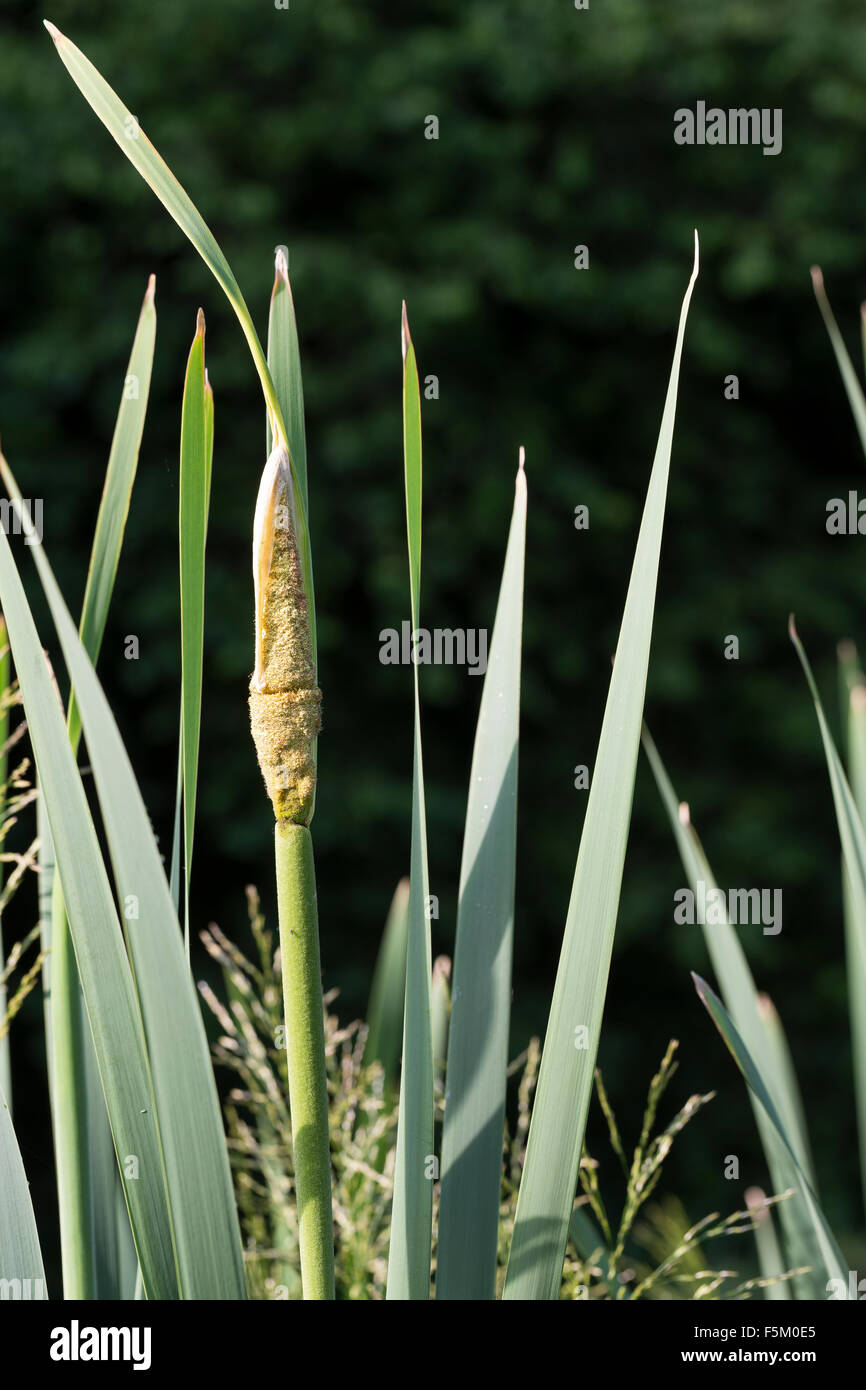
[2,22,859,1305]
[248,440,333,1299]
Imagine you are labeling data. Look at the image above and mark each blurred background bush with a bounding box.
[2,0,865,1284]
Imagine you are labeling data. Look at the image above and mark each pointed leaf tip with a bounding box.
[43,19,61,40]
[788,613,799,643]
[196,307,205,336]
[401,301,411,362]
[145,273,156,302]
[852,684,866,712]
[514,447,527,500]
[755,992,775,1020]
[810,266,824,291]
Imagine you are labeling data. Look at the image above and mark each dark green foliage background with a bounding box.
[2,0,865,1281]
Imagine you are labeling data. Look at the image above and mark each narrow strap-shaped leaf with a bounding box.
[693,972,849,1291]
[838,639,860,752]
[47,274,157,1297]
[0,478,178,1299]
[642,728,816,1175]
[811,267,866,461]
[744,1187,789,1300]
[44,26,267,420]
[69,273,156,746]
[48,866,97,1297]
[85,1000,126,1299]
[504,236,699,1301]
[268,249,308,520]
[641,726,824,1296]
[790,619,866,1003]
[37,776,54,1096]
[115,1166,141,1301]
[0,1086,47,1298]
[364,878,410,1088]
[266,248,317,791]
[169,727,183,913]
[0,458,247,1299]
[756,992,816,1192]
[204,369,214,508]
[0,622,10,1107]
[431,957,451,1082]
[568,1204,606,1264]
[179,311,211,950]
[845,675,866,1216]
[402,305,423,630]
[438,453,526,1300]
[387,305,433,1300]
[169,341,207,912]
[44,22,315,654]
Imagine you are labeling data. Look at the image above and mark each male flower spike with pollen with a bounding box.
[249,439,333,1299]
[249,442,321,823]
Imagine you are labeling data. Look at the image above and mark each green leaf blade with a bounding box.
[641,726,825,1296]
[0,488,178,1299]
[811,267,866,462]
[45,24,250,379]
[1,456,246,1299]
[504,236,699,1301]
[386,306,433,1301]
[845,673,866,1215]
[0,622,11,1108]
[0,1088,47,1298]
[75,273,156,697]
[42,276,157,1297]
[44,22,316,649]
[693,972,848,1291]
[364,878,410,1087]
[437,456,526,1301]
[268,249,308,518]
[179,312,211,947]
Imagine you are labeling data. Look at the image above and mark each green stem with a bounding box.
[274,821,334,1299]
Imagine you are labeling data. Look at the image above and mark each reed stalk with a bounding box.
[274,821,333,1299]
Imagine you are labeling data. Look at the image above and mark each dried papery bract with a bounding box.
[248,444,321,825]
